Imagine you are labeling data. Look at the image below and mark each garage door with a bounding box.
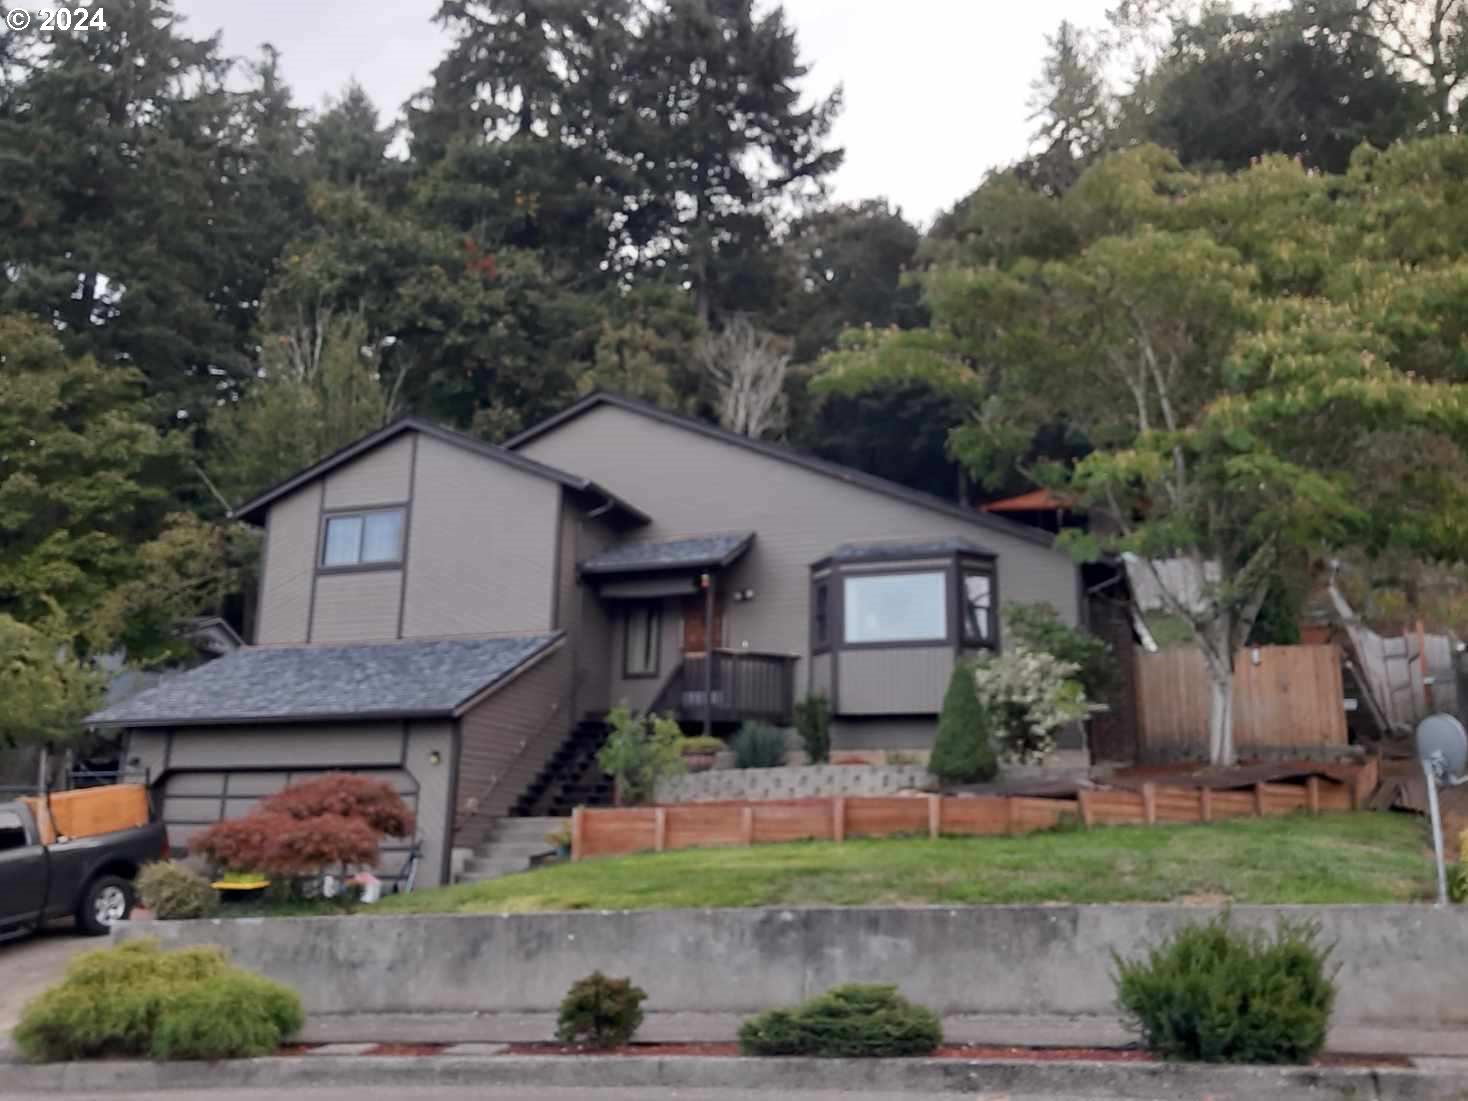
[158,768,421,887]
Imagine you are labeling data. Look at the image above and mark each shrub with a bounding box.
[928,660,997,784]
[794,694,831,764]
[1114,916,1336,1064]
[679,735,726,755]
[555,972,647,1049]
[136,861,219,920]
[13,940,303,1062]
[973,646,1090,763]
[597,706,685,805]
[1004,601,1116,699]
[192,773,413,877]
[732,722,787,769]
[738,984,942,1057]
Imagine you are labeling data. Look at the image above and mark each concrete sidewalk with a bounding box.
[298,1009,1468,1058]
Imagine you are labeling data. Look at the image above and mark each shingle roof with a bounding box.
[823,536,995,565]
[504,392,1058,548]
[580,532,755,576]
[231,417,648,528]
[86,633,563,728]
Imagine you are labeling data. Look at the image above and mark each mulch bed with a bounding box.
[363,1043,451,1057]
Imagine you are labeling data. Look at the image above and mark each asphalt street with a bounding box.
[23,1091,1122,1101]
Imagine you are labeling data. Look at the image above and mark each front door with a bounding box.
[681,593,724,654]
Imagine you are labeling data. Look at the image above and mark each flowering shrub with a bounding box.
[192,774,412,878]
[972,647,1089,764]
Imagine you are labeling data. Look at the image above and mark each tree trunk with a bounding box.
[1205,663,1235,766]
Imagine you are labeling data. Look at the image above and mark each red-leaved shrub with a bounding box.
[192,774,413,877]
[259,774,414,838]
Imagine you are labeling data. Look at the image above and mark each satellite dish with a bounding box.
[1416,714,1468,781]
[1414,713,1468,906]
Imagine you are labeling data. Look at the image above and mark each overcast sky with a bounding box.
[175,0,1113,224]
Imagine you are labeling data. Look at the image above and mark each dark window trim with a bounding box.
[809,548,1001,657]
[959,560,1000,651]
[838,566,952,649]
[622,603,662,679]
[317,505,408,573]
[811,577,832,654]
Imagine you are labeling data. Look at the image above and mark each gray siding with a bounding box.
[256,485,319,644]
[322,432,413,508]
[810,652,832,699]
[832,716,947,753]
[453,644,571,850]
[310,570,403,643]
[400,433,559,638]
[558,500,617,718]
[519,403,1080,730]
[609,596,684,712]
[128,718,455,888]
[837,647,954,715]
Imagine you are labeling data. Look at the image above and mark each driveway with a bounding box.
[0,927,93,1036]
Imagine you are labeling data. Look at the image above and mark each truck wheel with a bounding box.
[77,875,134,936]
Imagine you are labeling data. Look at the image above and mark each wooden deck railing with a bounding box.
[650,649,798,727]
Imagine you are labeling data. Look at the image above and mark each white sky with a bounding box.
[174,0,1114,224]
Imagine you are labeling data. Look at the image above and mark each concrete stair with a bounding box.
[457,816,567,884]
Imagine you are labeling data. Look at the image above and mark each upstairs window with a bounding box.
[843,571,947,644]
[321,509,405,568]
[961,568,996,647]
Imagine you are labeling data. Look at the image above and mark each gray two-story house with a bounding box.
[89,393,1081,886]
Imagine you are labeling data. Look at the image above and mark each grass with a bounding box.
[373,812,1433,915]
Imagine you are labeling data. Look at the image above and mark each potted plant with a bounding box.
[545,823,573,859]
[679,735,725,773]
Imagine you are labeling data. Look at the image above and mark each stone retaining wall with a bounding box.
[655,763,931,803]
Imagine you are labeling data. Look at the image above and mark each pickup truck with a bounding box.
[0,798,167,938]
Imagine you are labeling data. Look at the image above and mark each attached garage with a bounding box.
[87,633,569,889]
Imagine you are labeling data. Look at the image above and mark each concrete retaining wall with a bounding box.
[119,905,1468,1031]
[655,763,931,803]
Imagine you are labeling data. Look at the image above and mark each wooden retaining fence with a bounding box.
[570,769,1368,861]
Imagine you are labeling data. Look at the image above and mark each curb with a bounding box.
[4,1053,1468,1099]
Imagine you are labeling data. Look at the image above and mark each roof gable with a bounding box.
[506,393,1057,549]
[231,416,649,527]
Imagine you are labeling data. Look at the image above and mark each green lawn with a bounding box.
[375,812,1433,915]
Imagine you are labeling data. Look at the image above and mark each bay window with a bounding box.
[842,571,948,644]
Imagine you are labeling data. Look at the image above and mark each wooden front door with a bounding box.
[681,593,724,653]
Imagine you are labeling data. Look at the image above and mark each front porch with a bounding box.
[649,648,799,729]
[578,531,799,730]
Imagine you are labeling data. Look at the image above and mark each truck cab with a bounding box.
[0,798,167,939]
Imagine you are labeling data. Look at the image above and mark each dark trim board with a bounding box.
[232,416,649,529]
[505,392,1057,549]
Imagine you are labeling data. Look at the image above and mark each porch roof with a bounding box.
[580,531,755,576]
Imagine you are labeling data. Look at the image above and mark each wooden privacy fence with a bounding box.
[1135,644,1347,761]
[570,770,1369,861]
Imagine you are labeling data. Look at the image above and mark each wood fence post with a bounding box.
[1141,783,1157,827]
[740,806,754,846]
[1306,777,1321,816]
[833,796,846,843]
[1199,787,1213,824]
[1006,797,1019,836]
[1077,790,1094,828]
[654,808,667,852]
[571,806,585,862]
[1253,783,1266,818]
[927,794,941,840]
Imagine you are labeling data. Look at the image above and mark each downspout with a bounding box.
[703,571,716,738]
